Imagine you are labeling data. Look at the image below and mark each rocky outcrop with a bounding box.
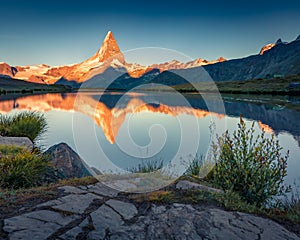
[2,180,299,239]
[0,63,17,78]
[0,136,33,151]
[44,142,92,181]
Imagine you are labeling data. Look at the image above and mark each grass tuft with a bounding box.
[0,145,49,189]
[0,111,47,144]
[129,159,164,173]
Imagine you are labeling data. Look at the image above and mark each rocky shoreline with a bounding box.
[0,138,299,239]
[1,179,299,240]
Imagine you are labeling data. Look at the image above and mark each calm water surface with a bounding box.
[0,92,299,189]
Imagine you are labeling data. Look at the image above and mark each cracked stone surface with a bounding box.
[60,227,82,240]
[87,182,119,197]
[59,217,90,240]
[38,193,102,214]
[88,205,124,239]
[103,204,299,240]
[4,210,78,240]
[1,180,299,240]
[106,199,138,220]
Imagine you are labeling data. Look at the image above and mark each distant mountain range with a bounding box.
[0,31,300,88]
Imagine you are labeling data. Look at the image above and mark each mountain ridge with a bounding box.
[0,31,226,85]
[0,32,299,87]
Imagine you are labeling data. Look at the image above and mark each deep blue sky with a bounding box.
[1,0,300,66]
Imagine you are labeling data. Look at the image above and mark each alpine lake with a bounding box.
[0,91,299,191]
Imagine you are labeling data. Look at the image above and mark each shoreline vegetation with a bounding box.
[0,76,71,95]
[173,74,300,95]
[79,74,300,95]
[1,74,300,96]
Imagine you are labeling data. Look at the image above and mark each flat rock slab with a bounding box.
[176,180,223,193]
[88,205,124,239]
[0,136,33,151]
[95,204,299,240]
[105,199,138,220]
[60,218,89,240]
[4,210,78,240]
[38,193,102,214]
[86,182,119,197]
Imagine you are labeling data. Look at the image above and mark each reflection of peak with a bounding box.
[0,93,223,144]
[0,93,299,146]
[258,121,273,133]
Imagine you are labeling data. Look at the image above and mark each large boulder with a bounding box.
[0,136,33,151]
[44,142,92,181]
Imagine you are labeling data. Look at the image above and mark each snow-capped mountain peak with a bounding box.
[260,43,276,55]
[87,31,125,64]
[1,31,228,84]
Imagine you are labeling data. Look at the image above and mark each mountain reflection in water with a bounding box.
[0,92,299,188]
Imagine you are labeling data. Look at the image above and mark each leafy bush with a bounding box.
[0,145,49,189]
[0,111,47,143]
[212,116,289,206]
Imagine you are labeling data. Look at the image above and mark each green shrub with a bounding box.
[212,116,289,206]
[184,155,204,177]
[0,111,47,143]
[0,145,49,189]
[216,190,261,213]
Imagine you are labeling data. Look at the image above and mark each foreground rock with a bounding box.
[0,136,33,151]
[1,180,299,240]
[176,180,223,193]
[44,142,92,181]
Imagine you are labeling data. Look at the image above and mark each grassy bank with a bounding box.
[174,74,300,95]
[0,76,71,95]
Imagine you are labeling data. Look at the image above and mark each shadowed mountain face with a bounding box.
[202,40,300,82]
[0,93,299,144]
